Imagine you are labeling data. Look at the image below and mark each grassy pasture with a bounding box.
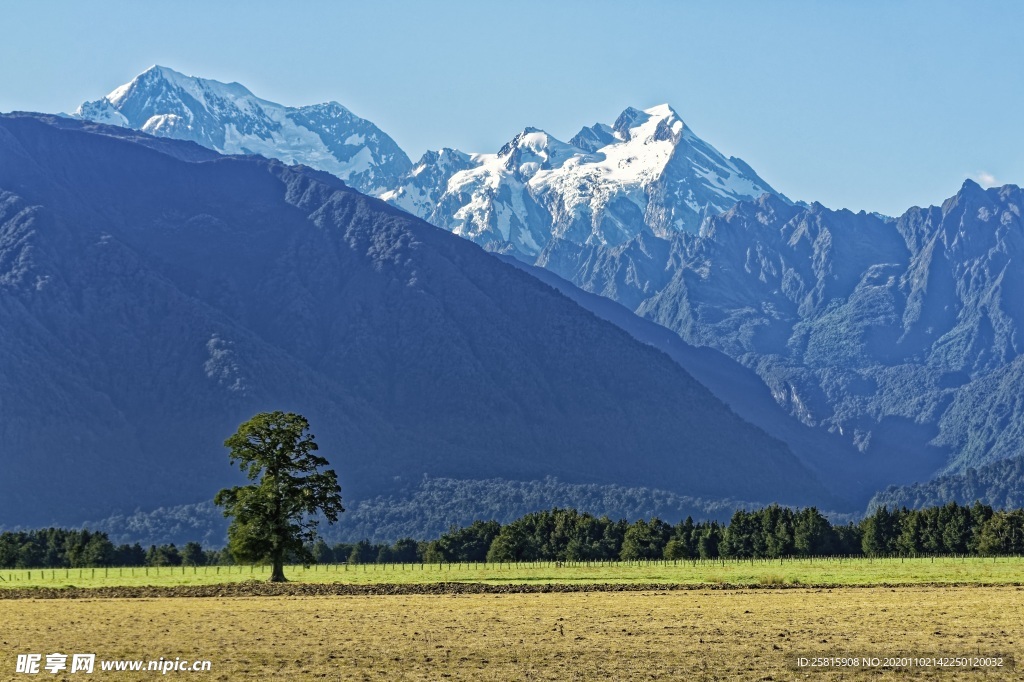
[1,587,1021,680]
[1,556,1023,590]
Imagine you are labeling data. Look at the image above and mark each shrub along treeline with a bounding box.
[4,502,1024,569]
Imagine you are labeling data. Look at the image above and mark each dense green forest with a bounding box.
[0,528,233,570]
[5,502,1024,570]
[870,456,1024,511]
[70,477,764,547]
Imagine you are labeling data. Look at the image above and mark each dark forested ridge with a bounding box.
[870,455,1024,511]
[0,114,831,527]
[48,473,1024,551]
[57,477,770,547]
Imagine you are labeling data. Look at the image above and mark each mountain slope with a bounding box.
[0,114,832,527]
[497,255,872,495]
[73,65,411,194]
[549,185,1024,493]
[869,455,1024,511]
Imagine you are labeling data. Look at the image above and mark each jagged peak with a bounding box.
[299,101,354,116]
[568,122,615,152]
[106,66,259,109]
[643,103,683,121]
[410,148,473,176]
[610,103,687,143]
[497,127,572,157]
[703,192,799,237]
[753,192,791,211]
[417,147,470,164]
[940,177,1024,217]
[960,178,984,194]
[612,106,649,138]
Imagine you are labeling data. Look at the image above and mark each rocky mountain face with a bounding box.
[547,184,1024,493]
[382,104,782,259]
[61,68,1024,507]
[73,66,411,194]
[0,114,832,527]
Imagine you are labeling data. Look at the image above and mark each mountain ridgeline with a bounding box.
[0,113,831,527]
[42,65,1024,513]
[75,66,411,195]
[625,187,1024,485]
[380,104,782,259]
[534,187,1024,499]
[73,67,781,260]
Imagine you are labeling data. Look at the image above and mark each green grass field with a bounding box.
[2,556,1022,590]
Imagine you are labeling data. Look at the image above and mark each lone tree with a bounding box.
[214,411,343,582]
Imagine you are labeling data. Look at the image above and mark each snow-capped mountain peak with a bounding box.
[73,66,411,194]
[614,103,686,143]
[496,127,586,180]
[73,68,782,262]
[384,102,784,260]
[106,65,261,110]
[569,122,617,152]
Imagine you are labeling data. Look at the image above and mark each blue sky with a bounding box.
[2,0,1020,216]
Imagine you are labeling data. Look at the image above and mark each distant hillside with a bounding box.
[869,456,1024,511]
[0,114,833,527]
[69,477,769,547]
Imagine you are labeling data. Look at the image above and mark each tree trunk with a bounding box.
[269,554,287,582]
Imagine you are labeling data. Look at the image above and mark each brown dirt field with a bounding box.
[1,586,1021,680]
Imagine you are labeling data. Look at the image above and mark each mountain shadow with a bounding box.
[0,114,835,526]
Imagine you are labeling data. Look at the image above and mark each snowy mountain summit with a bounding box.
[73,66,411,194]
[383,103,784,259]
[73,68,782,260]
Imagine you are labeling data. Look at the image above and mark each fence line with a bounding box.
[1,554,1022,584]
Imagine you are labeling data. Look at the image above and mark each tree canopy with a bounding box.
[214,411,344,581]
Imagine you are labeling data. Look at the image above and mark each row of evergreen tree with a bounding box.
[0,528,234,569]
[4,502,1024,569]
[345,502,1024,563]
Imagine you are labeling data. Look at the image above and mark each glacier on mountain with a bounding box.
[73,67,782,261]
[73,65,411,195]
[385,104,783,260]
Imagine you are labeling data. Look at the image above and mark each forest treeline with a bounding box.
[0,528,232,570]
[3,502,1024,569]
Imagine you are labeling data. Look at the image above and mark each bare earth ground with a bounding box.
[2,586,1022,681]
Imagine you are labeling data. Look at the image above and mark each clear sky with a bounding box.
[2,0,1020,216]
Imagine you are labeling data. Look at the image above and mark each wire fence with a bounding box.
[1,554,1021,584]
